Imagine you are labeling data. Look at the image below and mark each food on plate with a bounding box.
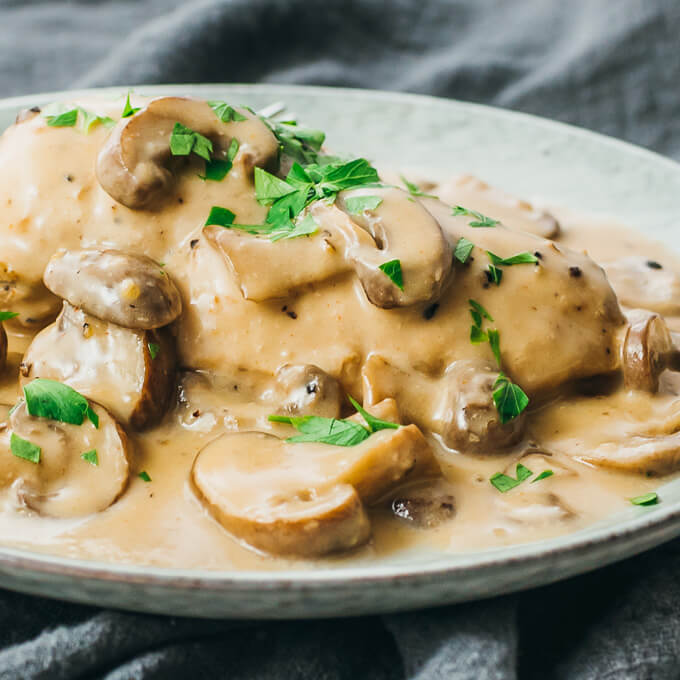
[0,92,675,566]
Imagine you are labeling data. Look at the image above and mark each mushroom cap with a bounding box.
[0,399,130,518]
[21,302,176,430]
[390,479,456,529]
[43,248,182,329]
[96,96,279,209]
[191,419,433,556]
[275,364,343,419]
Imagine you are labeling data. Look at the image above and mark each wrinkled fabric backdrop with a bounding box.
[1,0,680,678]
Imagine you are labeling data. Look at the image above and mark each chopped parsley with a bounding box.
[0,311,18,321]
[23,379,99,428]
[631,492,659,506]
[487,264,503,286]
[200,137,239,181]
[147,343,160,360]
[121,92,140,118]
[269,414,370,447]
[348,396,399,432]
[487,329,501,365]
[379,259,404,291]
[487,251,539,266]
[139,471,152,482]
[532,470,554,483]
[81,449,99,466]
[263,118,326,165]
[490,463,533,492]
[204,206,236,228]
[400,176,438,199]
[169,122,213,161]
[469,299,493,326]
[78,108,115,133]
[44,108,78,127]
[493,373,529,424]
[344,195,383,215]
[208,101,247,123]
[454,237,474,264]
[10,433,41,464]
[451,205,499,227]
[42,104,114,132]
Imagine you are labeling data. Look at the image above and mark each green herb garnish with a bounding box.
[43,105,114,132]
[45,108,78,127]
[469,299,493,327]
[81,449,99,466]
[204,206,236,228]
[348,396,399,432]
[78,108,115,132]
[262,117,326,165]
[487,264,503,285]
[532,470,554,483]
[454,237,474,264]
[490,463,533,492]
[139,471,152,482]
[487,251,539,266]
[0,311,18,321]
[488,329,501,366]
[169,122,213,161]
[401,176,437,199]
[379,259,404,291]
[121,92,140,118]
[148,343,160,360]
[208,101,247,123]
[23,379,99,428]
[451,205,499,227]
[493,373,529,424]
[631,492,659,506]
[254,167,298,203]
[10,433,41,464]
[268,414,370,447]
[344,195,383,215]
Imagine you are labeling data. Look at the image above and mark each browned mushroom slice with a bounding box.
[434,174,561,239]
[621,309,680,392]
[604,256,680,316]
[191,421,434,556]
[333,187,453,308]
[274,364,343,418]
[21,302,176,430]
[96,96,279,209]
[43,249,182,330]
[391,479,456,528]
[0,400,130,517]
[362,356,526,453]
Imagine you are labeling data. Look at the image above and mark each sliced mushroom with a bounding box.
[21,302,176,430]
[274,364,343,419]
[332,187,453,308]
[434,174,561,239]
[495,491,575,525]
[604,256,680,316]
[621,309,680,392]
[0,399,130,517]
[390,479,456,528]
[96,96,279,209]
[43,248,182,330]
[205,187,453,308]
[191,419,433,556]
[362,355,526,453]
[15,106,41,125]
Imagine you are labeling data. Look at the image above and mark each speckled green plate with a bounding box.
[1,84,679,619]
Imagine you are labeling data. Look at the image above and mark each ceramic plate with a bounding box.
[1,84,680,619]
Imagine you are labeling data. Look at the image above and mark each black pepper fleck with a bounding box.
[29,106,41,113]
[287,310,297,319]
[192,409,200,418]
[190,239,199,249]
[569,266,582,278]
[178,197,184,204]
[65,174,74,183]
[647,260,663,270]
[534,251,543,260]
[423,303,439,320]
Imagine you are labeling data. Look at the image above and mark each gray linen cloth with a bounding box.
[1,1,680,677]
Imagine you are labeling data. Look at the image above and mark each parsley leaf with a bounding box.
[268,214,318,241]
[208,101,247,123]
[631,492,659,506]
[45,108,78,127]
[121,92,140,118]
[10,433,41,464]
[493,373,529,424]
[254,168,298,204]
[469,299,493,326]
[348,396,399,433]
[78,108,115,133]
[488,329,502,365]
[205,206,236,227]
[532,470,554,483]
[147,342,160,360]
[262,116,326,165]
[470,325,488,344]
[169,122,213,161]
[379,259,404,290]
[23,379,99,428]
[81,449,99,466]
[344,195,383,215]
[268,414,370,447]
[139,471,152,482]
[490,463,533,493]
[401,176,437,199]
[200,137,239,181]
[0,311,18,321]
[487,251,539,266]
[454,237,474,264]
[451,205,499,227]
[487,264,503,285]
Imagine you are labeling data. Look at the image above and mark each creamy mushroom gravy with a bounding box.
[0,95,677,570]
